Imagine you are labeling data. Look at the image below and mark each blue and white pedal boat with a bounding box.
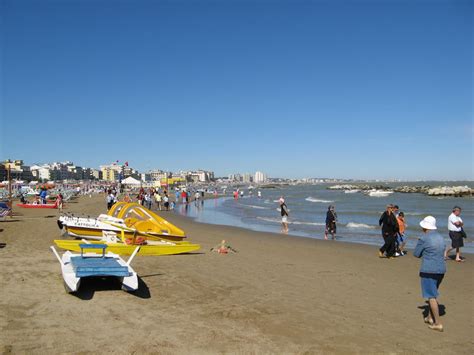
[50,244,140,293]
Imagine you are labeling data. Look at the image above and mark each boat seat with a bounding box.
[79,243,107,257]
[70,257,131,277]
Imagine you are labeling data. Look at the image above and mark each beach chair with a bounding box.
[0,202,11,219]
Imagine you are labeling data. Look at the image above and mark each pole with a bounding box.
[7,165,12,218]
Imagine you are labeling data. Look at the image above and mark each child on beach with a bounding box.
[397,212,407,255]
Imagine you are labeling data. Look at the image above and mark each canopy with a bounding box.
[121,177,141,186]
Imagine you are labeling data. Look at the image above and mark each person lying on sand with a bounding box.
[210,240,238,254]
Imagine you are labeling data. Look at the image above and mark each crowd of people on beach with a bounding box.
[104,185,213,212]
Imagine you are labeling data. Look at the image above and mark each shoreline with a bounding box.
[170,196,474,254]
[0,195,472,354]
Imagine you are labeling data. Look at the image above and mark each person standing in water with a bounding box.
[280,198,289,234]
[414,216,446,332]
[325,205,338,240]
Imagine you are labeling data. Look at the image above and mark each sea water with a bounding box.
[176,183,474,253]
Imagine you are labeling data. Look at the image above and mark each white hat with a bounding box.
[419,216,437,230]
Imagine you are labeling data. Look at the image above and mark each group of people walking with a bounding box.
[378,204,407,258]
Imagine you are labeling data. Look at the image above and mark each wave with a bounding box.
[256,217,324,226]
[346,222,377,229]
[241,204,268,210]
[305,197,334,203]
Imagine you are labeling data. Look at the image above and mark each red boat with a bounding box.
[17,200,59,209]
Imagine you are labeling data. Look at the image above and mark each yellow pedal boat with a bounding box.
[107,202,186,241]
[54,239,200,256]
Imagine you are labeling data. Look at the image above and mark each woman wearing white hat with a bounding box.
[413,216,446,332]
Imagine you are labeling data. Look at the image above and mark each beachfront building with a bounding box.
[30,165,52,181]
[254,171,268,183]
[48,162,73,180]
[188,170,214,182]
[149,170,168,181]
[0,163,6,182]
[89,168,102,180]
[100,163,122,182]
[122,166,140,180]
[2,160,34,182]
[140,173,151,182]
[67,165,84,180]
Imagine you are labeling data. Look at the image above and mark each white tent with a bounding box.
[121,177,141,186]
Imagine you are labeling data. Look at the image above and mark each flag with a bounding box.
[125,161,128,166]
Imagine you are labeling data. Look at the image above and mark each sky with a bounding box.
[1,0,472,180]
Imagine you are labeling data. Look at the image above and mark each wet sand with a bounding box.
[0,195,473,354]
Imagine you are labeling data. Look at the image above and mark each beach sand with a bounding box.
[0,195,472,354]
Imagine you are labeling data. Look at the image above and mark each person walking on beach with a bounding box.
[280,199,289,234]
[106,190,117,210]
[57,192,64,211]
[163,193,170,211]
[325,205,338,240]
[414,216,446,332]
[397,211,407,255]
[378,204,399,258]
[40,188,47,204]
[137,191,144,205]
[155,193,162,210]
[144,192,152,210]
[445,206,466,262]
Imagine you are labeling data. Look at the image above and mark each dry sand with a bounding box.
[0,195,473,354]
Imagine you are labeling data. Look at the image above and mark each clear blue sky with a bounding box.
[1,0,472,180]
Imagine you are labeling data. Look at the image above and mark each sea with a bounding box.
[175,182,474,254]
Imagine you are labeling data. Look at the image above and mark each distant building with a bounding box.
[140,173,151,182]
[187,170,214,182]
[2,159,34,181]
[242,173,253,183]
[30,165,52,181]
[149,170,169,181]
[90,168,102,180]
[100,163,122,182]
[0,163,6,182]
[254,171,267,183]
[228,174,242,182]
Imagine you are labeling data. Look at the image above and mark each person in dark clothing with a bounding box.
[379,204,400,258]
[325,205,338,240]
[280,199,289,234]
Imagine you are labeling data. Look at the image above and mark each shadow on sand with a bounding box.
[71,277,151,300]
[418,302,446,319]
